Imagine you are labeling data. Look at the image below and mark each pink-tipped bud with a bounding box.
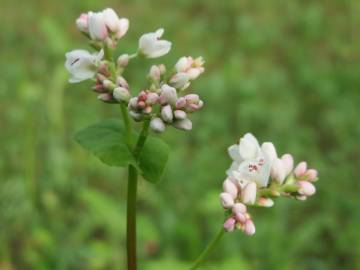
[241,182,257,205]
[113,87,130,102]
[175,97,187,109]
[146,92,159,105]
[148,65,161,82]
[244,219,256,236]
[76,13,89,32]
[117,54,129,68]
[271,158,286,184]
[235,213,246,223]
[161,105,173,123]
[150,117,166,133]
[232,203,247,214]
[297,181,316,196]
[261,142,278,163]
[173,119,192,131]
[97,93,114,103]
[223,218,236,232]
[220,192,234,209]
[116,76,129,89]
[294,161,307,178]
[257,197,274,207]
[103,79,116,90]
[174,110,187,120]
[305,169,318,181]
[281,154,294,176]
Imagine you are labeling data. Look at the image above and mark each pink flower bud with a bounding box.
[257,197,274,207]
[76,13,89,32]
[146,92,159,105]
[116,76,129,89]
[117,54,129,68]
[241,182,257,205]
[223,218,236,232]
[88,11,108,40]
[175,97,187,109]
[97,93,115,103]
[232,203,247,214]
[115,18,129,39]
[220,192,234,209]
[261,142,278,163]
[161,105,173,123]
[223,178,238,199]
[185,94,200,103]
[271,158,286,184]
[150,117,166,133]
[294,162,307,178]
[138,91,147,102]
[113,87,130,102]
[297,181,316,196]
[128,97,138,109]
[103,79,115,90]
[174,110,187,120]
[281,154,294,176]
[160,84,177,106]
[244,219,256,236]
[173,119,192,131]
[305,169,318,181]
[148,65,161,81]
[235,213,246,223]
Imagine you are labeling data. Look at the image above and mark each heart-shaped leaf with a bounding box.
[74,119,136,167]
[138,135,170,183]
[74,119,170,183]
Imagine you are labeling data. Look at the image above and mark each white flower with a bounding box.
[65,49,104,83]
[86,9,129,41]
[227,133,271,188]
[88,12,108,40]
[261,142,278,164]
[175,56,205,80]
[138,28,172,58]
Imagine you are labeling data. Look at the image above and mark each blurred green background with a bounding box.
[1,0,359,269]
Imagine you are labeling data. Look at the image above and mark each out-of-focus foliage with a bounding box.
[0,0,359,269]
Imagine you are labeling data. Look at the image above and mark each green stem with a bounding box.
[190,227,225,270]
[121,112,150,270]
[133,119,150,158]
[127,164,138,270]
[120,103,133,148]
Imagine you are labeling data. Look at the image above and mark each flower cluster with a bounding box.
[65,7,204,133]
[220,133,319,235]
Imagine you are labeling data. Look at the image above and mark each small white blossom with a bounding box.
[65,49,104,83]
[138,28,172,58]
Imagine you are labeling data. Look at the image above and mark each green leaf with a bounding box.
[74,119,136,167]
[138,135,170,183]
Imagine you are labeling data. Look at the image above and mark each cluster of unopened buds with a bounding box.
[220,133,319,235]
[65,7,205,133]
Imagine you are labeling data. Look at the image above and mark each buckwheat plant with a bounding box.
[190,133,319,269]
[65,7,204,270]
[65,7,319,270]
